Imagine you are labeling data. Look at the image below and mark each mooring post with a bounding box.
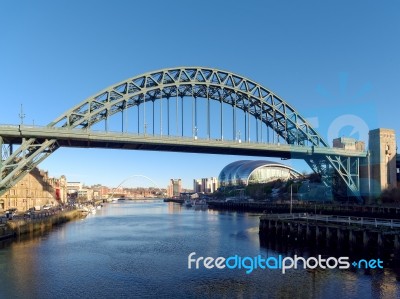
[306,224,311,239]
[349,230,355,249]
[394,234,400,251]
[363,231,369,247]
[337,228,343,244]
[316,225,320,244]
[289,223,294,235]
[326,227,331,246]
[377,233,383,247]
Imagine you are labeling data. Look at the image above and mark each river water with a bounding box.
[0,201,399,299]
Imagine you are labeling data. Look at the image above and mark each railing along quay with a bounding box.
[261,213,400,229]
[207,201,400,219]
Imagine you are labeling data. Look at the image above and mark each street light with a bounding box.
[19,104,25,125]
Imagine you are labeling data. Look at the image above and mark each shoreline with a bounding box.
[0,209,84,241]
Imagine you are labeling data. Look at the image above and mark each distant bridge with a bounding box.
[0,67,367,199]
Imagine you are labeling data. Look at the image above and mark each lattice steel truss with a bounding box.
[0,67,363,200]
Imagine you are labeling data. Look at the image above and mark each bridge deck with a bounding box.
[0,125,367,159]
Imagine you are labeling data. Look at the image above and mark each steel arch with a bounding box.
[0,67,361,199]
[49,67,327,147]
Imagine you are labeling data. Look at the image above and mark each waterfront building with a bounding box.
[0,168,67,212]
[333,137,365,151]
[90,184,110,200]
[67,182,83,197]
[167,179,182,197]
[193,177,219,193]
[218,160,301,188]
[48,175,67,204]
[77,188,94,201]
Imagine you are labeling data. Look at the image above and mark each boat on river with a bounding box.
[192,199,208,209]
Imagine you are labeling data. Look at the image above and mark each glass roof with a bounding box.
[218,160,300,186]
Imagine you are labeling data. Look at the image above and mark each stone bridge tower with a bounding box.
[368,128,397,199]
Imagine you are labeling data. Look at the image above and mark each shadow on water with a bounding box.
[0,224,65,250]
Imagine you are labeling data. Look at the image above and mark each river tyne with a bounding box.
[1,201,399,299]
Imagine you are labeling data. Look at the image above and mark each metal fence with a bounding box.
[262,213,400,229]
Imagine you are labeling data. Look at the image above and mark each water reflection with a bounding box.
[0,201,399,299]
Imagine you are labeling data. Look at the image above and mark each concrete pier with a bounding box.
[259,213,400,253]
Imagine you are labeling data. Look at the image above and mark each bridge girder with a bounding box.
[48,67,326,148]
[0,67,365,200]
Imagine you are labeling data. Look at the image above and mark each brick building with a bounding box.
[0,168,67,212]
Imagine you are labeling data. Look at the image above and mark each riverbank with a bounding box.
[0,209,84,240]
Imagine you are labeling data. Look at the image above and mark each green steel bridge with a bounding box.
[0,67,367,200]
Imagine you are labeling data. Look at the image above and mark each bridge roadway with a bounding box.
[0,125,367,159]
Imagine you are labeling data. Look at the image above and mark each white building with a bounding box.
[193,177,219,193]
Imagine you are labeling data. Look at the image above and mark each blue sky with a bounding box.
[1,1,399,189]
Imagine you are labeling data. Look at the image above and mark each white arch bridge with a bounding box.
[0,67,367,200]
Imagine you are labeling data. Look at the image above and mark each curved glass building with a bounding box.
[218,160,301,187]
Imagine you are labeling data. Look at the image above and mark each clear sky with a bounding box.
[1,0,399,189]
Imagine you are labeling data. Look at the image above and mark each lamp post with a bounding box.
[19,104,25,125]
